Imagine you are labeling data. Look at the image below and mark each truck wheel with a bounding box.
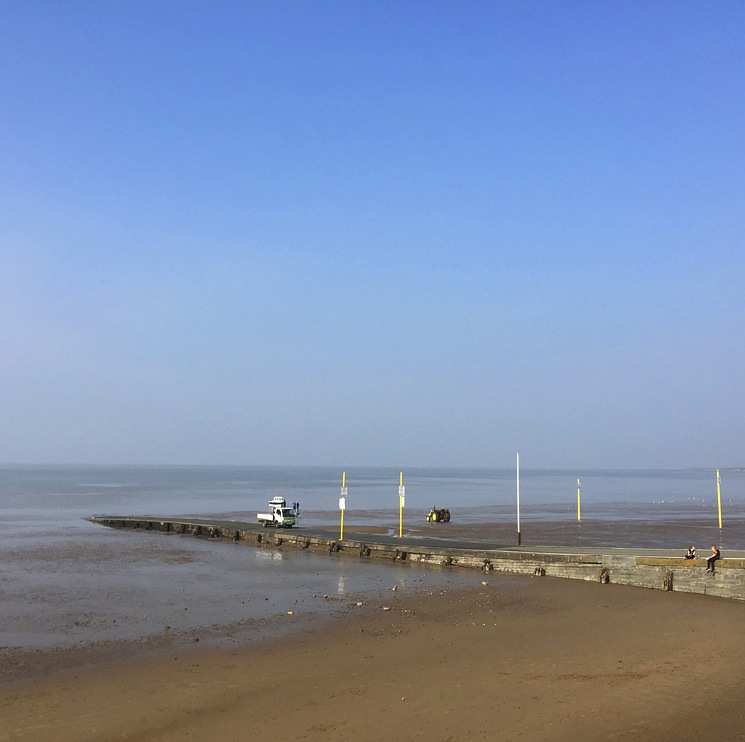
[262,521,268,528]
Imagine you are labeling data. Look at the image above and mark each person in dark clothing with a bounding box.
[685,545,697,559]
[706,544,721,573]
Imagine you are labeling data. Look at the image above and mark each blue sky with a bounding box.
[1,1,743,468]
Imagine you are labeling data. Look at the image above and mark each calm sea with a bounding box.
[1,465,743,656]
[2,464,742,525]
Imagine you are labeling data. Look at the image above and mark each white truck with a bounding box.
[257,496,297,528]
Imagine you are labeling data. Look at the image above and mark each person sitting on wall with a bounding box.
[706,544,721,574]
[685,545,697,559]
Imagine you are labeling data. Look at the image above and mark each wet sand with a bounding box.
[3,575,745,741]
[328,515,745,551]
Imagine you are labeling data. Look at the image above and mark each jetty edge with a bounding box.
[88,515,745,601]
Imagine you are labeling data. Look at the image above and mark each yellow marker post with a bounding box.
[577,478,581,522]
[716,469,723,529]
[339,471,347,541]
[398,471,405,538]
[516,453,521,546]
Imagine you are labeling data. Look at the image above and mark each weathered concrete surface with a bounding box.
[87,516,745,601]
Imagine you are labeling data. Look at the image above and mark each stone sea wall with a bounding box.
[88,516,745,601]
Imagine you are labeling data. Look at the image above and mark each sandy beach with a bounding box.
[3,574,745,742]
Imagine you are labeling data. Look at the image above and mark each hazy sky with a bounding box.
[2,1,743,468]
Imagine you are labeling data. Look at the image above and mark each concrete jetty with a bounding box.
[88,515,745,601]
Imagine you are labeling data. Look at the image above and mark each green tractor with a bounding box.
[426,507,451,523]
